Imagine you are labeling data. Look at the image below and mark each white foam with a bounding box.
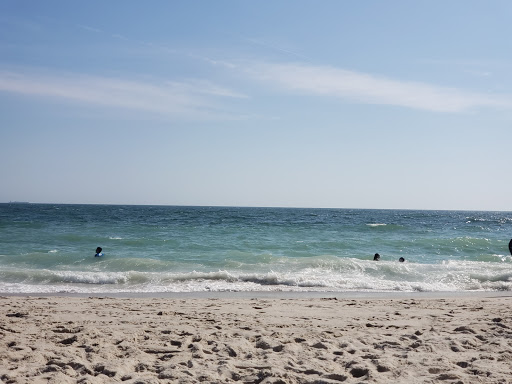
[2,256,512,295]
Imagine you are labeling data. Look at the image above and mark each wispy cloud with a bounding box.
[165,79,248,99]
[76,24,102,33]
[112,33,129,41]
[0,70,248,119]
[463,69,492,78]
[1,60,510,120]
[245,37,311,62]
[246,62,512,112]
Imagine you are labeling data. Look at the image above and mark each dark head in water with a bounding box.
[373,253,380,261]
[96,247,102,254]
[399,257,405,262]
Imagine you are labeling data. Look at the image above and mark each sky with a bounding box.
[1,1,511,210]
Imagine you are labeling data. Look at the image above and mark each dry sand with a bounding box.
[1,294,511,384]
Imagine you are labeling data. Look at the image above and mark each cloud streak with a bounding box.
[1,60,510,119]
[246,62,512,112]
[76,24,102,33]
[0,70,247,119]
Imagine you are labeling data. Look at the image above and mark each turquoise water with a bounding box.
[0,204,511,294]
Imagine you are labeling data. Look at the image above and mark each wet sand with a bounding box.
[1,294,511,383]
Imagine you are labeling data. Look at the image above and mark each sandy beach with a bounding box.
[1,294,511,384]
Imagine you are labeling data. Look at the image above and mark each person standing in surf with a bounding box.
[95,247,103,257]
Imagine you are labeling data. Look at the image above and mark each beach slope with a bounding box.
[1,295,511,383]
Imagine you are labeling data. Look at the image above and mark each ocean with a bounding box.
[0,204,511,295]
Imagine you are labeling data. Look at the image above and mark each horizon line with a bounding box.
[1,201,510,213]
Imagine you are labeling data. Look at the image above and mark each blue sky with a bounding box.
[1,1,511,210]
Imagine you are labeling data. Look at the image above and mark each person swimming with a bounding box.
[509,239,512,256]
[95,247,103,257]
[399,257,405,262]
[373,253,380,261]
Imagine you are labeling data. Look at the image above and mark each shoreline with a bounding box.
[2,289,511,300]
